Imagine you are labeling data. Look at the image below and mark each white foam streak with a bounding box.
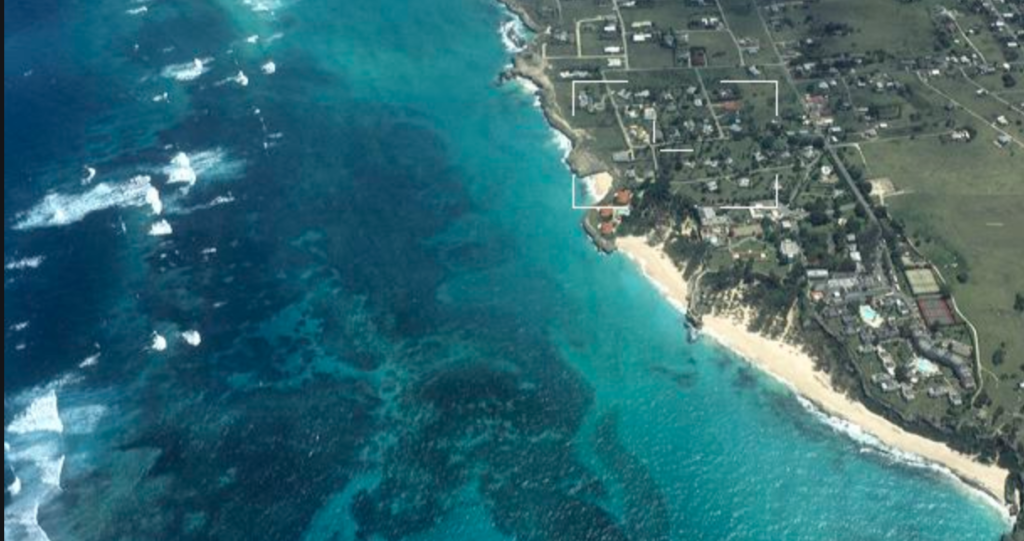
[162,58,211,82]
[13,176,155,231]
[82,166,97,185]
[78,353,101,369]
[261,61,277,75]
[5,257,45,271]
[220,71,249,87]
[7,390,64,435]
[11,322,31,333]
[152,333,168,352]
[126,6,148,15]
[9,477,22,496]
[796,396,1011,519]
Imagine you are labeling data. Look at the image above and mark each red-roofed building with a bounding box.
[720,100,743,113]
[599,208,614,221]
[600,222,616,237]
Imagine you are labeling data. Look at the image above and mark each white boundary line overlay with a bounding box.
[572,177,630,210]
[719,79,781,117]
[719,175,782,211]
[571,79,630,117]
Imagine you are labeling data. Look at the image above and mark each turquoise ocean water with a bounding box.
[3,0,1010,539]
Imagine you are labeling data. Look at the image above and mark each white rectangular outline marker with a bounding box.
[571,80,630,117]
[719,79,780,117]
[572,177,630,211]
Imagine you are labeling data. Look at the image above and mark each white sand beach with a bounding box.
[616,236,1011,510]
[583,172,614,203]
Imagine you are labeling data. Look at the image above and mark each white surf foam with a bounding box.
[146,186,163,215]
[4,502,51,541]
[261,61,277,75]
[163,149,243,190]
[246,35,260,44]
[11,322,31,333]
[795,396,1011,520]
[7,391,64,435]
[126,6,148,15]
[9,476,22,496]
[166,152,198,186]
[552,130,573,162]
[39,456,64,490]
[201,247,218,256]
[161,58,211,82]
[5,257,45,271]
[499,18,528,53]
[78,353,101,369]
[13,176,155,231]
[152,333,168,352]
[243,0,286,13]
[181,330,202,347]
[153,92,169,103]
[219,71,249,87]
[148,219,174,237]
[82,166,97,185]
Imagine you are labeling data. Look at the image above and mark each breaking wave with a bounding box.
[13,176,157,231]
[5,257,45,271]
[149,220,174,236]
[163,149,245,190]
[161,58,212,82]
[795,396,1010,518]
[499,18,528,54]
[8,391,64,436]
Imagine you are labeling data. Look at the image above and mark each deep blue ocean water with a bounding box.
[3,1,1010,540]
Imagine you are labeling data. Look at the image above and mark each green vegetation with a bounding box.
[508,0,1024,528]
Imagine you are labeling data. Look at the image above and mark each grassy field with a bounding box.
[718,0,782,65]
[861,134,1024,410]
[769,0,942,59]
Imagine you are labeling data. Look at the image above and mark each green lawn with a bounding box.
[770,0,943,59]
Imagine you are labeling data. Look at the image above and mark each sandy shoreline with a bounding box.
[494,0,1012,519]
[616,236,1011,514]
[582,172,614,203]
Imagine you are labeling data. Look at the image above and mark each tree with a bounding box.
[993,345,1007,367]
[1015,293,1024,313]
[1004,73,1018,89]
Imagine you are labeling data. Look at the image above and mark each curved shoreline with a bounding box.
[616,236,1011,519]
[494,0,1012,525]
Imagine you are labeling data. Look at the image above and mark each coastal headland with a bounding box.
[497,0,1021,525]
